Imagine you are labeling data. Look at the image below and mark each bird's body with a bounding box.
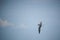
[38,22,42,34]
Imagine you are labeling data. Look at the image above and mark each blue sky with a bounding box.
[0,0,60,40]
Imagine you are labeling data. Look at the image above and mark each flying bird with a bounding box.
[38,21,42,34]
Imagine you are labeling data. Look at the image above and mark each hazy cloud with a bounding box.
[20,23,28,29]
[0,19,14,27]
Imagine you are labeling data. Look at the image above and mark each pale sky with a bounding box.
[0,0,60,40]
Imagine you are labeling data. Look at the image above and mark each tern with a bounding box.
[38,21,42,34]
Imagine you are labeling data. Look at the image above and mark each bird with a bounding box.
[38,21,42,34]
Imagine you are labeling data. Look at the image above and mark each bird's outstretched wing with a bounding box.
[38,26,40,34]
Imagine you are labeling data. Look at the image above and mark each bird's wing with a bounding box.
[38,27,40,34]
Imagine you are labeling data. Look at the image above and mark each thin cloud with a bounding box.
[20,24,26,28]
[0,19,14,27]
[20,24,28,29]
